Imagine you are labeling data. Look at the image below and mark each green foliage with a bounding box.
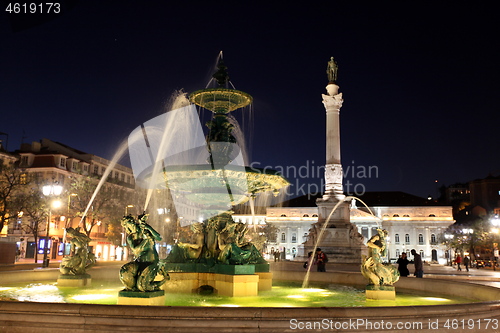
[0,163,29,233]
[441,214,499,259]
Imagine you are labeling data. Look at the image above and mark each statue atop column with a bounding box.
[326,56,338,84]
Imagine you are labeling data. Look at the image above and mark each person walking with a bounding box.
[456,255,462,271]
[463,255,470,272]
[397,252,410,277]
[411,249,423,278]
[315,248,328,272]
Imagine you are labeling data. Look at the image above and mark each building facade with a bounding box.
[233,195,454,264]
[6,138,137,262]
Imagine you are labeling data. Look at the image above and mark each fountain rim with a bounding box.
[189,88,253,113]
[0,267,498,332]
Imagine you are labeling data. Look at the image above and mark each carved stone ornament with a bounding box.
[322,92,343,111]
[325,164,343,194]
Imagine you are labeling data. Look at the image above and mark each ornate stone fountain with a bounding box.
[128,58,288,297]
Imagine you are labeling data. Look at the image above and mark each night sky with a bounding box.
[1,1,498,200]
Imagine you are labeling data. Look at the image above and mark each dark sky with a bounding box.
[1,1,498,199]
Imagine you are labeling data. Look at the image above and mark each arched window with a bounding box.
[281,232,286,242]
[395,234,400,244]
[303,214,309,217]
[312,214,318,217]
[405,234,410,244]
[418,234,424,245]
[396,249,400,257]
[280,214,287,217]
[393,214,400,217]
[291,233,297,243]
[403,214,410,217]
[431,234,437,244]
[429,214,436,217]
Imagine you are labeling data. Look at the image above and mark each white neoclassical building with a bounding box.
[234,192,454,264]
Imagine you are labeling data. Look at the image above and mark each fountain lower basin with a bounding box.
[1,266,500,332]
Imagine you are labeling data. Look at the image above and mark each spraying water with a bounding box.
[143,92,191,212]
[302,196,376,288]
[80,140,130,222]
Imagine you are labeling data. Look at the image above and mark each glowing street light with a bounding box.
[490,215,500,270]
[41,183,63,268]
[444,234,454,266]
[125,204,134,215]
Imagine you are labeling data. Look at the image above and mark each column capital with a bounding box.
[322,92,343,113]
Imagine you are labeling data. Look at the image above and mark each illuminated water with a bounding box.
[0,281,476,307]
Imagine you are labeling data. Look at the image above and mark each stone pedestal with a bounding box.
[307,197,364,264]
[117,290,166,306]
[163,263,271,297]
[57,274,91,287]
[165,272,268,297]
[365,285,396,300]
[256,272,273,291]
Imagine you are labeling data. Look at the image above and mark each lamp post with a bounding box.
[490,215,499,270]
[444,233,454,266]
[462,228,474,265]
[120,205,134,261]
[62,193,78,246]
[125,204,134,215]
[42,184,63,268]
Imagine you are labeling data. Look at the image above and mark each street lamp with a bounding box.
[42,183,63,268]
[125,204,134,215]
[490,215,500,270]
[120,205,134,261]
[444,233,454,266]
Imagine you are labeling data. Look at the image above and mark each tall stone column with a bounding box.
[306,57,364,264]
[322,83,344,200]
